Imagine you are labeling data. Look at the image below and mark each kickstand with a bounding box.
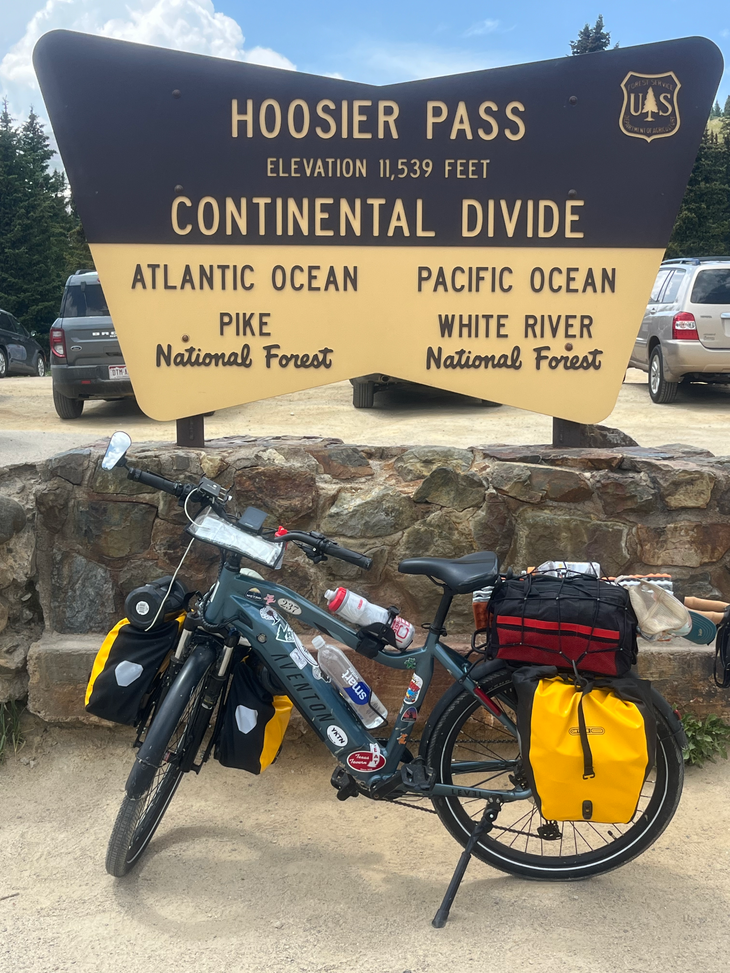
[432,802,499,928]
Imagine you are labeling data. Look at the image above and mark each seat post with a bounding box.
[429,588,454,636]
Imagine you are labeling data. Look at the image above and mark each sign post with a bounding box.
[34,32,722,428]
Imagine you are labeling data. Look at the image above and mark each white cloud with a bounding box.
[1,0,294,102]
[351,41,505,84]
[243,45,297,71]
[464,19,500,38]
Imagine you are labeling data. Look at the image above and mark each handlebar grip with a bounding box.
[127,467,183,497]
[325,543,372,570]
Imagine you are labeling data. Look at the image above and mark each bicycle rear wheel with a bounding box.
[106,660,213,876]
[427,681,684,880]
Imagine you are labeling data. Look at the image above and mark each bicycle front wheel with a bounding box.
[105,660,213,877]
[427,682,684,880]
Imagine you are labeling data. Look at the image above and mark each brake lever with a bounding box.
[296,541,328,564]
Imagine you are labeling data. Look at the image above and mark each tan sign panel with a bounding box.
[34,32,722,422]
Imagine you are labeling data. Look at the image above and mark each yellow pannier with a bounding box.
[513,666,656,824]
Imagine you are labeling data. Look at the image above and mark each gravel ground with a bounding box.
[2,369,730,466]
[2,718,730,973]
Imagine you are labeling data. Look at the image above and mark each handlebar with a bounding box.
[123,466,372,571]
[127,467,186,497]
[274,530,372,571]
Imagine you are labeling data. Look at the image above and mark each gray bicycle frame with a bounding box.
[203,560,530,802]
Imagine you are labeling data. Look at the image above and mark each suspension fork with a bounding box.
[179,630,240,774]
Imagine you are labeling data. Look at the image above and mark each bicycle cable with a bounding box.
[144,533,196,632]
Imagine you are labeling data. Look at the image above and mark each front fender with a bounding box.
[126,640,217,800]
[418,659,513,760]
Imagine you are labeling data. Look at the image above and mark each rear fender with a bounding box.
[418,659,513,760]
[652,688,688,749]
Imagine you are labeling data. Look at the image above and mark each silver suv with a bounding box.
[629,257,730,403]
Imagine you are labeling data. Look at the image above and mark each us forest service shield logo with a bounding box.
[620,71,681,141]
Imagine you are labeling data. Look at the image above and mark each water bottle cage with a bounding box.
[356,609,403,659]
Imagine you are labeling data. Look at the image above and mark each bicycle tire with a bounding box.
[105,658,213,876]
[426,680,684,880]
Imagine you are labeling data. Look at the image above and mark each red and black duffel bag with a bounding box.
[476,573,639,676]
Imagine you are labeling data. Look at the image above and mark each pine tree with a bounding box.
[666,129,730,257]
[643,87,659,121]
[569,15,614,55]
[710,100,722,118]
[722,96,730,139]
[0,104,93,350]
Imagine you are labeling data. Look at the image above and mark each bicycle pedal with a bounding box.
[330,766,360,801]
[401,759,435,793]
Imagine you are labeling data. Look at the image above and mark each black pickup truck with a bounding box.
[50,271,134,419]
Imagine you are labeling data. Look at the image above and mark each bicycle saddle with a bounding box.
[398,551,499,594]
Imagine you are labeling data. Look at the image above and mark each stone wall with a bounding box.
[4,434,730,711]
[0,462,44,703]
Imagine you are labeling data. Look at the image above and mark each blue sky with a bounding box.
[1,0,728,125]
[214,0,729,94]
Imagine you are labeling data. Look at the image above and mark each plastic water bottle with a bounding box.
[311,635,388,729]
[324,588,415,649]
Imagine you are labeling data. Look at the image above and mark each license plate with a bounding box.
[108,365,129,380]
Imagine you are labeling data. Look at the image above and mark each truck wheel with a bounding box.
[352,381,375,409]
[53,388,84,419]
[649,347,679,404]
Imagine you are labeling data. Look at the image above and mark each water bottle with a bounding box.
[324,588,415,649]
[311,635,388,729]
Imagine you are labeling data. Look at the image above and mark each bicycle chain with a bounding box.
[389,796,546,840]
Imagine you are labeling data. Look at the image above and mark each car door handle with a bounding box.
[721,313,730,320]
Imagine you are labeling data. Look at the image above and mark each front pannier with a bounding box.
[513,666,657,823]
[482,573,638,676]
[216,662,293,775]
[85,617,183,725]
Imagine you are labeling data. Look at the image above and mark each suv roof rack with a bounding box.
[662,257,730,266]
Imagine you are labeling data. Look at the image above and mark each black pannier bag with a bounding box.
[216,661,292,775]
[479,573,638,676]
[85,617,182,725]
[714,606,730,687]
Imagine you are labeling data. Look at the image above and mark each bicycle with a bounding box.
[100,433,685,921]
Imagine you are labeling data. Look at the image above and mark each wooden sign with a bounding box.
[34,31,723,421]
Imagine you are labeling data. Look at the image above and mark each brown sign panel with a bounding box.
[34,31,722,422]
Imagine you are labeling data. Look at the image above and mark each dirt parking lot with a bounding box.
[3,718,730,973]
[2,369,730,465]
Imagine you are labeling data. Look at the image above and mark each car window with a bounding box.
[649,270,671,302]
[61,282,110,317]
[690,269,730,305]
[9,316,28,336]
[660,269,686,304]
[2,313,20,334]
[0,311,11,332]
